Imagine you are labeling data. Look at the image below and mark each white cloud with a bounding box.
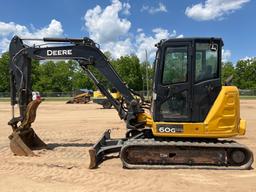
[84,0,131,44]
[141,2,167,14]
[185,0,250,21]
[122,2,131,15]
[100,27,181,61]
[137,28,143,33]
[0,22,28,36]
[0,38,10,54]
[240,56,255,61]
[135,28,177,61]
[222,49,232,62]
[0,19,63,38]
[102,38,134,59]
[30,19,63,38]
[84,0,181,61]
[0,19,64,53]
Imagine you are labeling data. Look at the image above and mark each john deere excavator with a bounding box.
[8,36,253,169]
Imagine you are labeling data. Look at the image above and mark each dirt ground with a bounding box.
[0,100,256,192]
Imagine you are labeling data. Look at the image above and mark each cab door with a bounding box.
[152,41,192,122]
[191,41,222,121]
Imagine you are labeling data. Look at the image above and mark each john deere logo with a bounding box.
[47,49,72,56]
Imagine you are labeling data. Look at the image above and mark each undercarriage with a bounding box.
[89,130,254,170]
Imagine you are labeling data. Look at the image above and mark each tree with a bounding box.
[31,60,40,90]
[221,62,235,84]
[0,52,10,92]
[235,58,256,89]
[70,61,94,90]
[2,49,254,94]
[140,61,153,95]
[33,61,74,92]
[0,53,40,93]
[112,55,143,91]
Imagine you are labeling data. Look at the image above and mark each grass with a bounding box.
[240,96,256,100]
[0,98,10,102]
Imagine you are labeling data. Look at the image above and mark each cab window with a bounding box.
[162,46,188,84]
[195,43,218,82]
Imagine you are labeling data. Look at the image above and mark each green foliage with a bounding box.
[1,49,255,94]
[221,59,256,89]
[234,59,256,89]
[0,52,146,93]
[33,60,74,92]
[140,61,153,95]
[221,62,235,84]
[0,52,10,92]
[112,55,143,91]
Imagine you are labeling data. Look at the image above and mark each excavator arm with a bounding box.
[8,36,146,166]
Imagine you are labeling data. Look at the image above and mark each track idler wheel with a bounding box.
[228,149,250,166]
[9,128,47,156]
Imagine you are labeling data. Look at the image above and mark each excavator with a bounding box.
[92,89,122,109]
[8,35,253,169]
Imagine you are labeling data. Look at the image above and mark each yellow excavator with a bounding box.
[8,36,253,169]
[92,89,122,109]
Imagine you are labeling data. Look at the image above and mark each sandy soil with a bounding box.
[0,101,255,192]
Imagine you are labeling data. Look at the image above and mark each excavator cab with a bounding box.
[152,38,222,123]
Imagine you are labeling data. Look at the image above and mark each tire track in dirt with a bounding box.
[0,147,156,192]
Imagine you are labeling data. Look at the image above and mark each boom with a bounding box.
[9,36,144,129]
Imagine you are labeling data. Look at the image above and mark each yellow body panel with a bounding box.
[138,86,246,138]
[93,90,121,100]
[93,90,103,98]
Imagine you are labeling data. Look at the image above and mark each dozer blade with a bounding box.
[8,99,47,156]
[89,129,123,169]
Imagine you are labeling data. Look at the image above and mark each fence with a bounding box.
[0,89,256,99]
[0,92,73,98]
[239,89,256,96]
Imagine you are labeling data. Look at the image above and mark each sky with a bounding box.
[0,0,255,63]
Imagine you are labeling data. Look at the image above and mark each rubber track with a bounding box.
[120,138,254,170]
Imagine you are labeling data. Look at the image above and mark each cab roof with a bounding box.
[156,37,224,47]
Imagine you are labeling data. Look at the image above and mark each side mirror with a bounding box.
[210,43,218,51]
[224,75,233,86]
